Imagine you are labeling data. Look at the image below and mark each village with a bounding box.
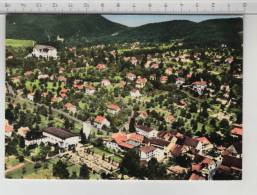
[5,39,242,180]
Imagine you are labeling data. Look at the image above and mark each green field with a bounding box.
[6,39,34,48]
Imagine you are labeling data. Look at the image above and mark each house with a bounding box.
[28,44,57,59]
[126,72,136,81]
[17,127,30,138]
[38,74,49,80]
[189,173,205,180]
[24,71,33,77]
[167,165,188,175]
[164,113,175,123]
[51,95,63,103]
[139,111,148,119]
[96,63,106,71]
[147,138,174,156]
[136,76,147,88]
[64,103,77,114]
[165,67,173,75]
[150,74,156,81]
[230,124,242,139]
[184,136,203,152]
[192,81,207,95]
[5,120,13,137]
[136,125,158,138]
[107,103,121,114]
[150,63,159,69]
[160,76,168,84]
[85,85,96,95]
[196,137,214,154]
[94,115,110,129]
[58,76,67,83]
[43,127,80,148]
[130,89,141,97]
[176,77,185,86]
[130,56,138,65]
[214,155,242,178]
[105,132,143,152]
[101,79,111,87]
[27,93,34,101]
[139,146,163,161]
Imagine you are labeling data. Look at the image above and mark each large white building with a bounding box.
[135,125,158,138]
[139,146,162,161]
[28,44,58,59]
[43,127,80,148]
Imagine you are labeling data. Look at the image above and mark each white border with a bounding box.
[1,12,257,195]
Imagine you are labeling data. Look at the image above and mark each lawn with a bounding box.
[6,39,34,48]
[93,147,122,163]
[5,156,20,169]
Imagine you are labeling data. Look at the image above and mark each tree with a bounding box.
[79,164,89,179]
[129,117,136,132]
[80,129,87,144]
[220,118,229,130]
[53,160,69,179]
[119,149,140,177]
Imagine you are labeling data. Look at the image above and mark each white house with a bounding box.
[136,125,158,138]
[85,86,96,95]
[27,93,34,101]
[83,122,92,139]
[130,89,141,98]
[176,77,185,86]
[28,44,57,59]
[139,146,160,161]
[192,81,207,95]
[43,127,80,148]
[94,115,110,129]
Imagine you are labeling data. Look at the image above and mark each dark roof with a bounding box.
[140,146,156,153]
[43,127,77,140]
[149,138,170,147]
[184,136,199,148]
[171,145,183,157]
[136,125,154,132]
[222,155,242,169]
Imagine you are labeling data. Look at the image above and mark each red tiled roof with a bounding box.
[64,103,75,109]
[107,103,121,111]
[95,115,106,124]
[96,63,106,70]
[118,142,134,149]
[5,120,13,133]
[127,133,144,143]
[230,127,242,136]
[192,81,207,85]
[112,133,127,143]
[196,137,210,144]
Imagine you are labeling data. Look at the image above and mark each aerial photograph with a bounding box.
[5,14,242,180]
